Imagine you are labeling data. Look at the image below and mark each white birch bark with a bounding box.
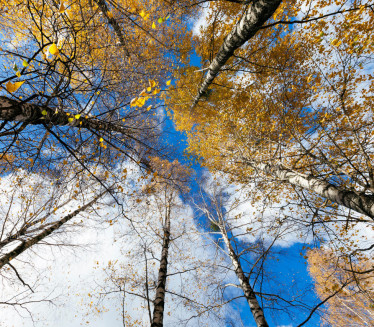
[192,0,282,109]
[247,161,374,219]
[219,222,269,327]
[0,190,108,270]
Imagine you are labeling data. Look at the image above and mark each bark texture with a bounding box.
[93,0,130,57]
[0,190,107,269]
[191,0,282,109]
[220,224,269,327]
[248,161,374,219]
[0,96,130,135]
[151,209,171,327]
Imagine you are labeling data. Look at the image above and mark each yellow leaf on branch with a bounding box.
[139,89,148,96]
[130,98,138,107]
[49,43,59,55]
[331,39,342,47]
[6,81,24,93]
[58,2,66,13]
[149,80,156,88]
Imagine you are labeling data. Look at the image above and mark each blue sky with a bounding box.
[158,104,322,326]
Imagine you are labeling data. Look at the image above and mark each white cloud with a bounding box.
[0,163,234,326]
[192,5,212,36]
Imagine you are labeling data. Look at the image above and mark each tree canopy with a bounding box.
[0,0,373,326]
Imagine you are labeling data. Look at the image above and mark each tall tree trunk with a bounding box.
[246,160,374,219]
[0,190,107,269]
[151,208,171,327]
[220,224,269,327]
[0,96,130,135]
[192,0,282,109]
[93,0,130,57]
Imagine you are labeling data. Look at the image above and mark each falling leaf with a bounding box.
[49,43,59,55]
[59,2,66,13]
[107,11,113,19]
[152,22,156,29]
[166,80,171,86]
[6,81,24,93]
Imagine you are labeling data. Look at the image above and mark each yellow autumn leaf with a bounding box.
[136,97,146,107]
[16,71,21,77]
[331,39,342,47]
[75,114,81,119]
[107,11,113,19]
[149,80,156,88]
[68,117,74,123]
[152,22,156,29]
[147,86,152,92]
[146,105,152,111]
[49,43,59,55]
[306,75,313,83]
[58,2,65,13]
[139,89,147,96]
[166,80,171,86]
[6,81,24,93]
[99,137,104,142]
[152,88,160,95]
[130,98,137,107]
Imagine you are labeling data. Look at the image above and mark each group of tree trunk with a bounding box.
[0,0,373,326]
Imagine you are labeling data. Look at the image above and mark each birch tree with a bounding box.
[194,179,326,326]
[0,0,196,178]
[0,167,111,318]
[87,159,229,326]
[196,187,270,327]
[168,0,374,241]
